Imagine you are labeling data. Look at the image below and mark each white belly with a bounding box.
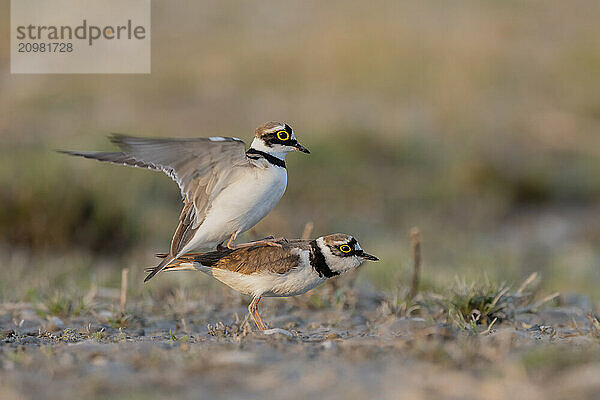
[181,164,287,252]
[197,253,326,298]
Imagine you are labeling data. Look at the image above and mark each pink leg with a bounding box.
[248,297,267,330]
[227,232,284,249]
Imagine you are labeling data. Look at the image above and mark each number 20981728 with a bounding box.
[17,42,73,52]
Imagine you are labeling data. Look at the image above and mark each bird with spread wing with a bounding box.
[60,122,310,282]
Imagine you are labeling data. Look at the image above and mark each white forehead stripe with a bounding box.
[264,125,286,134]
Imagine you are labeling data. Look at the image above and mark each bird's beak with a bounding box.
[294,143,310,154]
[358,251,379,261]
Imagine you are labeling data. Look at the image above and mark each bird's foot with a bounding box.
[228,237,286,249]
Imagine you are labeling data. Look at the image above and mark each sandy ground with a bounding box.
[1,288,600,400]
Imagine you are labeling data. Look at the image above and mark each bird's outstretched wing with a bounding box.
[60,134,249,280]
[61,134,247,200]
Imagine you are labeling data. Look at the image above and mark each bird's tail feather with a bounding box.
[143,255,176,282]
[144,252,206,280]
[143,260,196,274]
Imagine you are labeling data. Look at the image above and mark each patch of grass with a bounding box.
[107,313,130,329]
[587,313,600,340]
[35,294,85,318]
[380,273,554,334]
[207,318,252,338]
[168,329,189,343]
[446,281,513,329]
[438,274,546,332]
[91,330,106,341]
[207,321,231,337]
[60,328,80,343]
[377,286,421,318]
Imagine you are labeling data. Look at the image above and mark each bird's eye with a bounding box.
[276,130,290,141]
[339,244,352,253]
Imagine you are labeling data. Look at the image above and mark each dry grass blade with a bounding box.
[588,313,600,338]
[301,222,314,240]
[120,268,128,314]
[409,227,421,299]
[516,272,538,295]
[517,292,560,313]
[490,286,510,309]
[479,317,498,335]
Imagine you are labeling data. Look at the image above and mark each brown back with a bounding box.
[196,240,311,275]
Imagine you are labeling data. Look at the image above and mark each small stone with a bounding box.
[262,328,295,337]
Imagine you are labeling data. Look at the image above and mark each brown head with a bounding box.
[315,233,379,275]
[250,121,310,155]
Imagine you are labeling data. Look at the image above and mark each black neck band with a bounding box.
[310,240,340,279]
[246,148,286,168]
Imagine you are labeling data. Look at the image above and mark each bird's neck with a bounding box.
[309,240,340,279]
[249,138,287,161]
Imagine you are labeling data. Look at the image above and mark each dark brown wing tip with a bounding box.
[143,256,172,282]
[143,269,158,282]
[56,149,84,156]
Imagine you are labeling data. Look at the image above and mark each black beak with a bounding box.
[357,251,378,261]
[294,143,310,154]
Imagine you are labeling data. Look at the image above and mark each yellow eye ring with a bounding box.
[276,130,290,141]
[339,244,352,253]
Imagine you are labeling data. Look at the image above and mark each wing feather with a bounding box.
[109,134,247,203]
[61,134,250,273]
[61,134,248,225]
[201,240,311,275]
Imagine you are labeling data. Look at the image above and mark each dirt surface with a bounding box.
[1,288,599,400]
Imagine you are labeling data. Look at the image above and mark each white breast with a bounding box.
[180,162,287,251]
[196,249,326,298]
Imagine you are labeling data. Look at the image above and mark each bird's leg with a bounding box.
[233,240,283,249]
[226,232,238,250]
[248,297,267,330]
[227,232,284,249]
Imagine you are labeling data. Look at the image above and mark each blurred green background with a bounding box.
[1,1,599,301]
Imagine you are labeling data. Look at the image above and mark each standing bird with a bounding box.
[154,233,378,330]
[60,122,310,281]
